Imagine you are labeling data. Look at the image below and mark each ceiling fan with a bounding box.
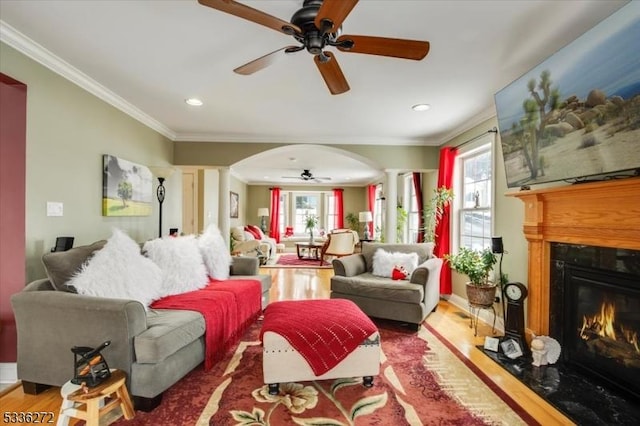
[197,0,430,95]
[282,169,332,182]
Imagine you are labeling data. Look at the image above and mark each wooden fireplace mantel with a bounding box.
[508,177,640,337]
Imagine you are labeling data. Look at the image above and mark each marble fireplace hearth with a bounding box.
[480,346,640,424]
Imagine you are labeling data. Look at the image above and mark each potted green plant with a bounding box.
[305,213,318,243]
[422,186,454,242]
[345,212,359,231]
[444,247,497,306]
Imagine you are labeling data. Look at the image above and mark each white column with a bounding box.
[218,167,231,247]
[385,170,398,243]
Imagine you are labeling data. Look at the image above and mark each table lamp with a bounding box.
[258,207,269,233]
[359,211,373,240]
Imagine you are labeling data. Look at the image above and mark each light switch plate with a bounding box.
[47,202,63,217]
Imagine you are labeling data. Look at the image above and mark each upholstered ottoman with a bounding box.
[261,299,380,394]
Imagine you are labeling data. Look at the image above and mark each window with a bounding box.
[456,141,493,251]
[292,193,320,235]
[278,192,288,235]
[374,184,384,239]
[325,193,337,231]
[403,174,419,243]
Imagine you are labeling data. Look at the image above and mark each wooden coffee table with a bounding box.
[295,242,324,260]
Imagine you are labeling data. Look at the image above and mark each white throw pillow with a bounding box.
[143,235,209,297]
[198,224,232,280]
[372,249,420,278]
[68,228,163,308]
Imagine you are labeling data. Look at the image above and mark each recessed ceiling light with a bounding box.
[185,98,203,106]
[412,103,430,112]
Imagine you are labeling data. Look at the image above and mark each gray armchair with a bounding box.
[330,242,442,329]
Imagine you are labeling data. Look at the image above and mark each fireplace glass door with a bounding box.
[565,266,640,400]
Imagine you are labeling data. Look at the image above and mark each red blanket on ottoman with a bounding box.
[260,299,378,375]
[152,278,261,370]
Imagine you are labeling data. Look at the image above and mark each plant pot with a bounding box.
[466,283,496,307]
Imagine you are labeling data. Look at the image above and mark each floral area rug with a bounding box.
[262,254,332,268]
[114,319,537,425]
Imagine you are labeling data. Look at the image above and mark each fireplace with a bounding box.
[549,243,640,400]
[505,179,640,422]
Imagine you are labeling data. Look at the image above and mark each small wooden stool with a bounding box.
[57,369,134,426]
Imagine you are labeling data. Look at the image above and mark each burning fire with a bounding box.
[580,300,639,353]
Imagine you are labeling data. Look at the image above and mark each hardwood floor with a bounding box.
[0,267,574,425]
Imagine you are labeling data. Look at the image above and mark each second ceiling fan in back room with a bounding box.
[282,169,331,183]
[197,0,430,94]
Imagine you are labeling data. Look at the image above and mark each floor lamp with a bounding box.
[149,167,174,238]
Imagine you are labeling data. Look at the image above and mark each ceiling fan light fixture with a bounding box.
[412,103,430,112]
[185,98,203,106]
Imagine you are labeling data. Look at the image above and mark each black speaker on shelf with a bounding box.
[51,237,74,252]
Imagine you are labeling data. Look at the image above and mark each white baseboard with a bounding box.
[444,294,505,334]
[0,363,18,384]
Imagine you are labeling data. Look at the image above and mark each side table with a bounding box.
[468,303,497,337]
[57,369,134,426]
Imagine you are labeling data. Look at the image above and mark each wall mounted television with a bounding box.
[495,1,640,189]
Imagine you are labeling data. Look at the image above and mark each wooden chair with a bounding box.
[320,230,359,265]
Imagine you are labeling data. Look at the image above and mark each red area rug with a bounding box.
[263,253,332,268]
[113,319,536,425]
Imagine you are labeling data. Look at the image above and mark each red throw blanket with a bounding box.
[260,299,378,376]
[151,278,261,370]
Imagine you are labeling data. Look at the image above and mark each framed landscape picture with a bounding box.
[230,191,239,218]
[102,154,153,216]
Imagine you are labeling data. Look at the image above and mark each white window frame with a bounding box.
[374,184,384,240]
[291,192,321,236]
[278,192,288,235]
[403,174,419,243]
[325,192,337,232]
[452,134,495,252]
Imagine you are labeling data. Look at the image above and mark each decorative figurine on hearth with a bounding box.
[531,338,548,367]
[531,335,561,366]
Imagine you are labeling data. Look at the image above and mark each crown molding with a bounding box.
[0,21,176,141]
[439,106,497,145]
[174,132,438,146]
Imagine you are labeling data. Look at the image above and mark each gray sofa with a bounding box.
[330,242,442,329]
[11,255,270,410]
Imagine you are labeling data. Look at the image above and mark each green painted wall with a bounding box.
[0,42,178,282]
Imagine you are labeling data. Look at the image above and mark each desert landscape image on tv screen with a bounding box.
[495,2,640,188]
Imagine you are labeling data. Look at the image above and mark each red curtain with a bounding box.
[412,172,424,243]
[333,188,344,229]
[434,147,458,295]
[367,184,376,238]
[269,187,281,242]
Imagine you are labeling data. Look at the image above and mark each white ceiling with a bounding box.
[0,0,629,185]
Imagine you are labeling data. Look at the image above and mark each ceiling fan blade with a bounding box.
[198,0,300,35]
[314,52,350,95]
[234,46,299,75]
[336,35,430,60]
[314,0,358,33]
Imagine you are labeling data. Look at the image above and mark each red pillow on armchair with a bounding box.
[244,225,262,240]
